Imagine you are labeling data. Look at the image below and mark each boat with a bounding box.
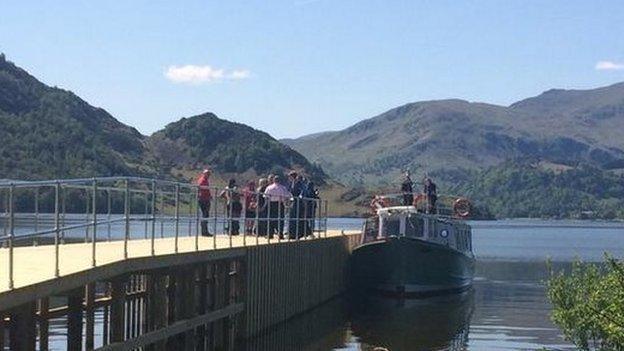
[350,193,475,297]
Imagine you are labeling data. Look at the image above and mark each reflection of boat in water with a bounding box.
[351,194,475,297]
[349,291,474,351]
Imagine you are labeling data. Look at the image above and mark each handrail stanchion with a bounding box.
[277,199,282,243]
[144,192,149,239]
[91,179,97,267]
[84,188,90,243]
[255,193,259,246]
[61,185,66,243]
[8,183,14,290]
[295,197,300,241]
[324,200,328,238]
[54,182,61,278]
[34,187,39,235]
[107,189,112,241]
[266,197,271,244]
[228,190,233,248]
[242,192,247,247]
[124,179,130,259]
[151,180,156,256]
[194,187,199,251]
[174,183,180,254]
[212,187,217,249]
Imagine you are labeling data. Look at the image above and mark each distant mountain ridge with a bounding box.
[284,83,624,187]
[0,54,323,183]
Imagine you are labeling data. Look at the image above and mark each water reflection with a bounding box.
[348,291,473,351]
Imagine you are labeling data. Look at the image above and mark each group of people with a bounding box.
[196,169,320,239]
[400,171,438,213]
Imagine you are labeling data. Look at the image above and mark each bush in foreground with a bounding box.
[547,256,624,350]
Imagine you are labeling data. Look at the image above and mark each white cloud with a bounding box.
[595,60,624,71]
[165,65,250,84]
[229,69,251,80]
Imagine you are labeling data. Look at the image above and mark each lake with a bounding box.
[33,218,624,350]
[244,218,624,351]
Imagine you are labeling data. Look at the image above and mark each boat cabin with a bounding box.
[362,206,473,255]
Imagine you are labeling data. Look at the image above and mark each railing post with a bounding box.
[34,187,39,235]
[194,186,199,251]
[324,200,328,238]
[54,182,61,278]
[213,187,217,249]
[91,178,97,267]
[175,183,180,253]
[107,190,112,241]
[255,192,259,246]
[8,183,15,289]
[228,191,233,248]
[124,179,130,259]
[151,180,156,256]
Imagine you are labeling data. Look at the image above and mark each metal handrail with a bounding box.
[0,176,329,290]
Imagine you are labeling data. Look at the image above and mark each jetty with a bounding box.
[0,177,360,350]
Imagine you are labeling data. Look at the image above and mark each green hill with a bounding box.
[0,54,325,185]
[148,113,326,182]
[0,54,150,179]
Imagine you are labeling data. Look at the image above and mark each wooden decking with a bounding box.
[0,231,354,295]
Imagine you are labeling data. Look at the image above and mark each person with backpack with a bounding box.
[220,179,242,235]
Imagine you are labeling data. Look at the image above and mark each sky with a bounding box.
[1,0,624,139]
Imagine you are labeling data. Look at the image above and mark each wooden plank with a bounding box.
[94,303,244,351]
[38,297,49,351]
[67,290,83,351]
[85,282,96,350]
[9,302,36,351]
[110,279,125,343]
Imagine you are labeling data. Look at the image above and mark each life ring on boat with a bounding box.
[412,193,426,208]
[453,198,472,218]
[370,196,389,212]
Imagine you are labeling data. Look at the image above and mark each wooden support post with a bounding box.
[38,298,50,351]
[0,312,5,351]
[146,271,168,351]
[165,274,176,349]
[9,302,36,351]
[110,278,126,343]
[67,290,84,351]
[85,283,96,350]
[174,266,196,351]
[212,261,225,350]
[196,264,208,351]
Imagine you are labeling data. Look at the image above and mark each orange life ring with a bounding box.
[412,193,426,207]
[453,198,472,218]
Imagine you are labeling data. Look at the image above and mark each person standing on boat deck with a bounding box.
[196,169,213,237]
[424,177,438,214]
[288,171,305,239]
[256,178,269,236]
[264,175,291,239]
[401,171,414,206]
[219,179,243,235]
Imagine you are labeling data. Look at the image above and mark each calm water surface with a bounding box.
[38,218,624,350]
[245,218,624,351]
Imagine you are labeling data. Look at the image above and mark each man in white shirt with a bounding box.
[264,176,292,238]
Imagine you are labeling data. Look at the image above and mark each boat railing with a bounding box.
[371,192,470,219]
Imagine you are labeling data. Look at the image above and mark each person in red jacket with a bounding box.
[197,169,213,236]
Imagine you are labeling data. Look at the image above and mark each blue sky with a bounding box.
[1,0,624,138]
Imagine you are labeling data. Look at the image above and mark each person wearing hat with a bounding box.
[196,169,213,236]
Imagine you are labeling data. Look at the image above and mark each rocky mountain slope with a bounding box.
[284,84,624,187]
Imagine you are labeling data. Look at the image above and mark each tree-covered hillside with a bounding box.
[148,113,326,182]
[0,54,150,180]
[450,162,624,219]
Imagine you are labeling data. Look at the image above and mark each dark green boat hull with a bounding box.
[351,236,475,297]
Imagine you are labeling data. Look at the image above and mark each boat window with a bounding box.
[405,216,424,237]
[363,217,379,242]
[381,217,401,237]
